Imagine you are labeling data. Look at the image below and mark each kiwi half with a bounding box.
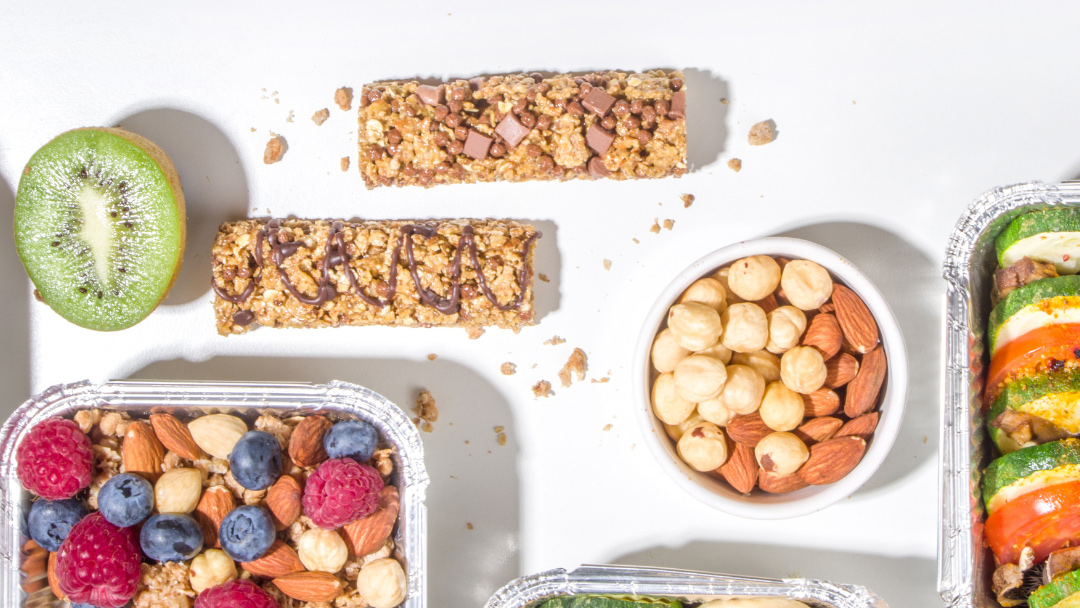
[15,127,186,331]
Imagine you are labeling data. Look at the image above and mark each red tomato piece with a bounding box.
[985,324,1080,407]
[985,479,1080,565]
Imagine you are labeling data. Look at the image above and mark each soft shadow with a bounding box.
[128,355,520,608]
[774,222,940,494]
[611,541,935,606]
[115,109,249,305]
[0,157,31,398]
[684,68,729,172]
[529,219,561,321]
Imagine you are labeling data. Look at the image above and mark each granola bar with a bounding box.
[212,218,540,335]
[358,69,687,188]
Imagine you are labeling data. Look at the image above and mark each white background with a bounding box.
[3,2,1078,606]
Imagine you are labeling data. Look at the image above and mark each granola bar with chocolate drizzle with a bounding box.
[212,218,540,335]
[358,70,687,188]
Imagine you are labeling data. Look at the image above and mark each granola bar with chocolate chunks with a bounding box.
[358,70,687,188]
[212,218,540,335]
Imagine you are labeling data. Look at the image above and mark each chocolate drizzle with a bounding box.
[214,220,539,318]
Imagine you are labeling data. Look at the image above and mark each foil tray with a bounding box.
[0,379,430,608]
[486,564,888,608]
[940,180,1080,607]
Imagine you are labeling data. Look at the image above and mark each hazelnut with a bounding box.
[780,346,827,394]
[154,467,203,514]
[717,364,766,415]
[695,341,733,365]
[759,381,805,431]
[781,260,834,310]
[755,432,809,475]
[189,549,237,593]
[731,350,781,383]
[651,372,696,425]
[667,302,724,351]
[720,303,768,353]
[357,557,408,608]
[651,328,690,373]
[727,255,782,301]
[766,306,808,354]
[297,528,348,573]
[697,398,735,426]
[676,422,728,472]
[673,355,728,402]
[679,277,728,313]
[664,412,704,441]
[713,267,746,304]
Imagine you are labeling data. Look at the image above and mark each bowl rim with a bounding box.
[632,236,909,519]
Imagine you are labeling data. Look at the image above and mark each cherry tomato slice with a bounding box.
[985,479,1080,565]
[986,324,1080,407]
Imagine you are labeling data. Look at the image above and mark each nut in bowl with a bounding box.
[634,237,907,519]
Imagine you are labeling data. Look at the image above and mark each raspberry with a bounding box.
[194,579,279,608]
[302,458,382,529]
[17,417,93,500]
[56,512,141,607]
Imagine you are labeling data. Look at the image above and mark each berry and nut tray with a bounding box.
[0,379,429,608]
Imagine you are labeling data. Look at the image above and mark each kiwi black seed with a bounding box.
[14,127,186,331]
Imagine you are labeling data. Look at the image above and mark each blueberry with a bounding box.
[27,498,86,551]
[140,513,203,563]
[229,431,282,491]
[98,473,154,527]
[219,505,275,562]
[323,419,378,462]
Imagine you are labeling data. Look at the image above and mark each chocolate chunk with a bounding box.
[232,310,254,326]
[585,124,615,155]
[469,77,485,92]
[582,88,616,116]
[669,91,686,119]
[494,114,530,148]
[416,84,442,106]
[463,130,493,160]
[588,157,611,178]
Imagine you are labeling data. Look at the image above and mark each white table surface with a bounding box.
[3,2,1078,606]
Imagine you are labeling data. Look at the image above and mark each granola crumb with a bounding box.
[748,121,775,145]
[250,127,256,132]
[415,390,438,423]
[132,562,195,608]
[558,348,588,388]
[728,158,742,172]
[603,259,612,270]
[427,353,438,361]
[650,219,661,234]
[662,219,675,231]
[532,380,553,398]
[721,98,729,105]
[263,135,286,164]
[591,377,610,383]
[467,327,485,340]
[923,435,928,444]
[543,335,566,346]
[497,432,507,446]
[493,426,505,433]
[467,522,474,530]
[538,273,550,283]
[681,193,695,208]
[335,87,353,111]
[500,362,516,375]
[340,156,350,172]
[632,238,640,244]
[421,421,434,433]
[285,110,295,123]
[603,424,613,431]
[312,108,330,125]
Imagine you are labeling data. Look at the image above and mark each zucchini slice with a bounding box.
[988,275,1080,354]
[983,439,1080,515]
[990,369,1080,437]
[541,598,683,608]
[998,207,1080,274]
[1030,570,1080,608]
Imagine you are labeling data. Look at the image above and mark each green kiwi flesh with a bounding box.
[15,128,184,331]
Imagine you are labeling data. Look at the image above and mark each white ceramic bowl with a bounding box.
[633,237,908,519]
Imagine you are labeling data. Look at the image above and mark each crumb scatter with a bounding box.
[263,135,286,164]
[603,259,612,270]
[748,121,775,145]
[662,219,675,230]
[415,390,438,423]
[538,273,550,283]
[681,193,695,208]
[728,158,742,172]
[500,362,517,375]
[335,87,354,111]
[532,380,553,398]
[544,335,566,346]
[558,348,588,388]
[650,219,661,234]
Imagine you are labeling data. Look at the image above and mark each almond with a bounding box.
[794,416,843,444]
[242,539,305,578]
[798,435,867,485]
[342,485,400,557]
[194,485,236,548]
[754,293,778,314]
[21,540,47,594]
[844,346,887,418]
[122,421,166,482]
[726,413,772,447]
[266,475,303,531]
[832,284,879,354]
[819,301,836,314]
[802,313,842,359]
[48,551,65,600]
[836,412,880,439]
[717,442,757,494]
[802,388,840,417]
[272,571,344,602]
[188,414,248,460]
[288,415,333,467]
[824,353,859,388]
[150,413,204,461]
[758,468,809,494]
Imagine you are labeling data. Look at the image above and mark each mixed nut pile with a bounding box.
[649,255,889,495]
[17,408,407,608]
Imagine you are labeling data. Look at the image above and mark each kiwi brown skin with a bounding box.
[16,126,186,330]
